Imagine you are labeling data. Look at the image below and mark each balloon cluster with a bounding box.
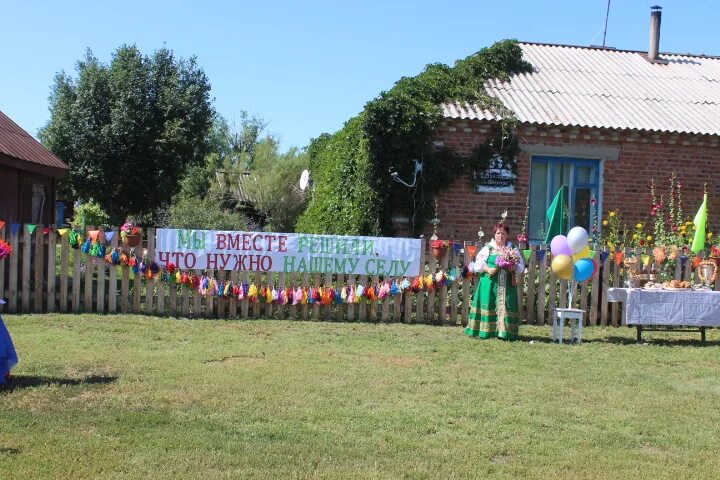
[549,227,599,282]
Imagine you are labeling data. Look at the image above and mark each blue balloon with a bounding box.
[574,258,594,282]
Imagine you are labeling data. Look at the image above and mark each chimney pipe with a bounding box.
[648,6,662,61]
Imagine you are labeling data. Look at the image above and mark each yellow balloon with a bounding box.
[551,254,574,280]
[573,245,591,262]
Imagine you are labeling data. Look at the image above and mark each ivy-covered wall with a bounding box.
[295,39,532,236]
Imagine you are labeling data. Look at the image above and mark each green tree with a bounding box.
[296,39,532,236]
[39,45,214,224]
[168,114,308,232]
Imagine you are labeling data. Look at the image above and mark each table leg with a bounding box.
[636,325,642,343]
[577,318,583,345]
[559,317,564,344]
[701,327,706,345]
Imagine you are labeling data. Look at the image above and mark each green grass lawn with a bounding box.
[2,315,720,479]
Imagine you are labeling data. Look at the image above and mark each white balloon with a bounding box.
[567,226,589,254]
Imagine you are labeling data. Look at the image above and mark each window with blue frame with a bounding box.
[528,156,600,243]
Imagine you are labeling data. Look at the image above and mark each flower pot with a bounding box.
[123,234,141,248]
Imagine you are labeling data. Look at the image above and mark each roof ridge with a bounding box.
[519,41,720,60]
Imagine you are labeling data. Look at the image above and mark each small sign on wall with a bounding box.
[475,155,516,194]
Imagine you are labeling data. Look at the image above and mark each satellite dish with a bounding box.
[299,169,311,191]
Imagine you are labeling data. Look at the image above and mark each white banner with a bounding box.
[155,229,422,276]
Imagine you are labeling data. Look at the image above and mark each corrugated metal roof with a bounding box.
[442,43,720,135]
[0,110,69,171]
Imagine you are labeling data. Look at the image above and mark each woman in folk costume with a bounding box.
[466,222,525,340]
[0,300,18,385]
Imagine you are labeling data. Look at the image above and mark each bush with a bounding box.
[167,196,252,231]
[69,201,110,228]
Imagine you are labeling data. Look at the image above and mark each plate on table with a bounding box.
[663,287,692,291]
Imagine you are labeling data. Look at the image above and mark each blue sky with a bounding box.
[1,0,719,151]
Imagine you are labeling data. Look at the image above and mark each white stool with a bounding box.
[553,308,585,344]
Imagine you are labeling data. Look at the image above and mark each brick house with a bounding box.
[427,10,720,244]
[0,110,69,224]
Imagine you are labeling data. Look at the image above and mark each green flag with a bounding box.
[544,186,567,244]
[691,193,708,254]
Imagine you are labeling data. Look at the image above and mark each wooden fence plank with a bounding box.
[121,258,129,314]
[301,272,309,321]
[182,275,190,317]
[580,270,589,320]
[72,247,81,313]
[202,270,212,318]
[369,274,379,322]
[145,228,156,315]
[218,269,226,319]
[336,273,344,321]
[253,271,262,318]
[461,242,471,327]
[46,226,56,312]
[358,275,367,322]
[289,272,297,320]
[403,273,412,324]
[381,277,390,323]
[265,272,274,319]
[229,270,238,318]
[33,225,44,313]
[347,274,355,321]
[393,274,402,322]
[323,272,332,321]
[8,225,19,313]
[611,249,621,326]
[193,269,202,317]
[0,224,5,312]
[242,271,250,318]
[548,250,558,325]
[589,247,600,325]
[537,247,547,325]
[83,227,94,313]
[526,245,536,324]
[600,247,611,326]
[96,230,106,314]
[108,229,119,313]
[438,250,449,325]
[168,272,178,316]
[132,233,143,313]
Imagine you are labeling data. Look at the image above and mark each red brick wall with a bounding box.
[416,119,720,243]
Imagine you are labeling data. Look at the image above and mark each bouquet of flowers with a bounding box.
[120,220,141,240]
[495,245,521,271]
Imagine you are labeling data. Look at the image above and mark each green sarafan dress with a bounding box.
[465,244,520,340]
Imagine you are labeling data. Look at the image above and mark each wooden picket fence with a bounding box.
[0,224,713,326]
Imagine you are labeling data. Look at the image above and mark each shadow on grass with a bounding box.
[520,334,719,347]
[1,374,117,392]
[0,447,21,455]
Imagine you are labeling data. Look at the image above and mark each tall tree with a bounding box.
[39,45,214,224]
[168,114,308,232]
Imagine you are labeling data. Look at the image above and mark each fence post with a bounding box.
[8,224,19,313]
[0,223,5,313]
[59,229,69,313]
[108,228,119,313]
[526,245,536,324]
[47,225,57,312]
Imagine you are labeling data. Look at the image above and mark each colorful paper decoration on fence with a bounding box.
[0,239,12,259]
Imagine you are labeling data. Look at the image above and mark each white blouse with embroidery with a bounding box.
[473,240,525,275]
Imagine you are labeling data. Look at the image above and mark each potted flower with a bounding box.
[121,220,142,248]
[431,239,450,259]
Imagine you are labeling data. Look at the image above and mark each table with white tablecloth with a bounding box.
[607,288,720,342]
